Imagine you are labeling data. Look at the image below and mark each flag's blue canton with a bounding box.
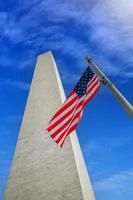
[74,67,95,97]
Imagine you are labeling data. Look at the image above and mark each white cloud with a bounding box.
[106,0,133,25]
[0,54,35,70]
[22,0,133,79]
[83,137,132,154]
[0,0,133,80]
[94,169,133,191]
[87,0,133,74]
[0,78,30,90]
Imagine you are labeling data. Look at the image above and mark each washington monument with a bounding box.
[5,51,95,200]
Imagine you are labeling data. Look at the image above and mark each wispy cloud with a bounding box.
[82,136,133,172]
[94,168,133,191]
[0,0,133,80]
[0,78,30,90]
[87,0,133,76]
[92,169,133,200]
[83,136,132,154]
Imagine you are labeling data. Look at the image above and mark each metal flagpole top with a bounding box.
[85,56,111,85]
[85,55,133,118]
[85,56,93,62]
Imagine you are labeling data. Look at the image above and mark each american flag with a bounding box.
[47,66,100,148]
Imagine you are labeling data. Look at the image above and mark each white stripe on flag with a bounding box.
[86,76,99,93]
[49,98,78,126]
[57,118,79,146]
[64,93,77,105]
[50,95,85,134]
[52,103,84,141]
[85,81,100,102]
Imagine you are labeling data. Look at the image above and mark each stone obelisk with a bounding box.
[5,51,95,200]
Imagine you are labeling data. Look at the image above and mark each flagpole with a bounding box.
[86,56,133,117]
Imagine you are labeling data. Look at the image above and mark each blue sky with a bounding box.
[0,0,133,199]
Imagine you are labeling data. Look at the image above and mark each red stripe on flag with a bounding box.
[54,103,84,146]
[49,94,79,122]
[50,98,84,139]
[47,101,78,131]
[83,82,100,108]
